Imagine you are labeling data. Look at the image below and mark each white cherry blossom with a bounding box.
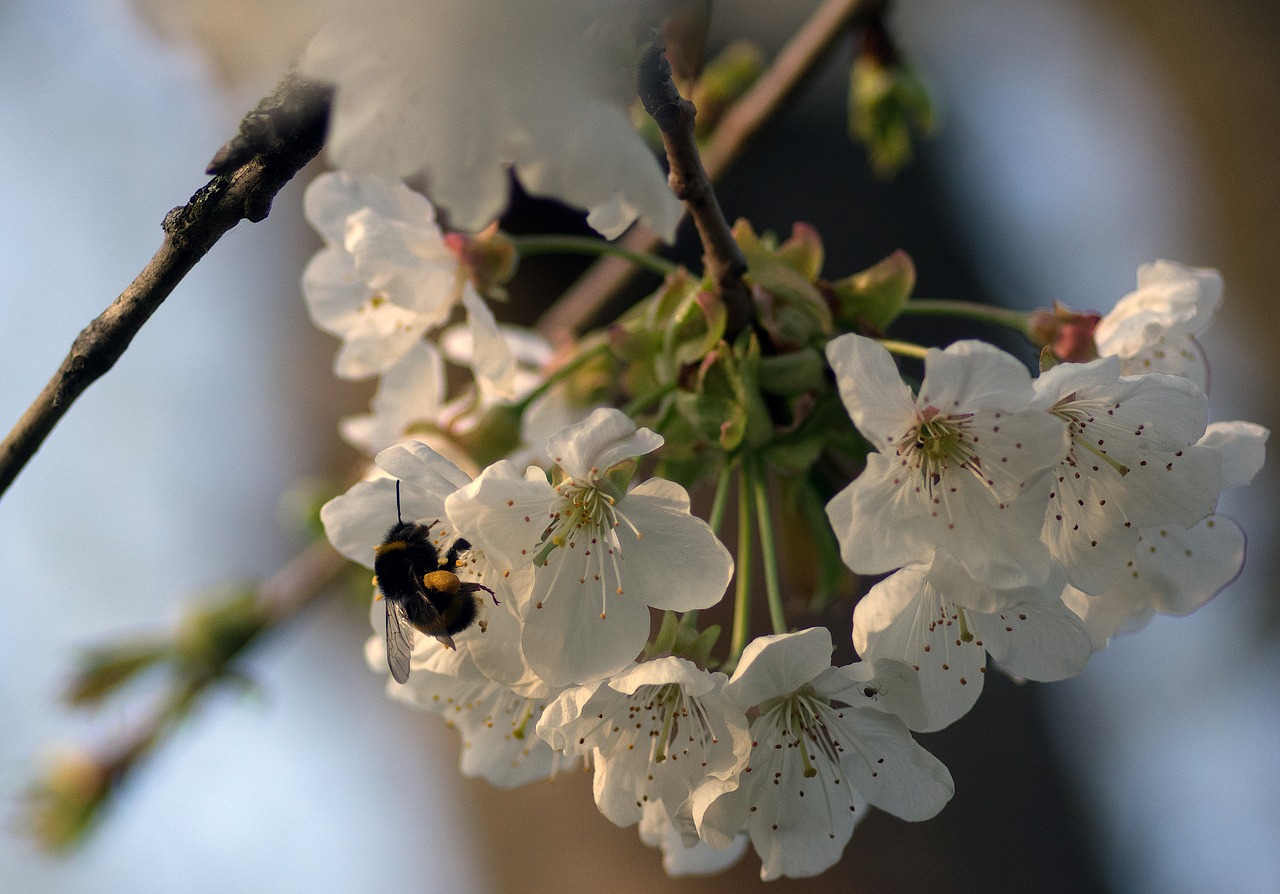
[1031,356,1221,594]
[825,334,1068,589]
[699,629,954,880]
[854,558,1092,732]
[1063,420,1268,646]
[322,440,535,689]
[302,170,515,394]
[536,657,750,845]
[446,409,734,686]
[338,340,446,454]
[368,640,576,787]
[1094,260,1222,388]
[637,808,749,877]
[299,0,681,240]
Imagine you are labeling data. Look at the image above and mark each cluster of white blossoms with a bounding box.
[263,0,1266,876]
[323,409,954,879]
[833,261,1266,730]
[316,254,1264,879]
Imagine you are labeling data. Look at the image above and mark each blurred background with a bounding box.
[0,0,1275,891]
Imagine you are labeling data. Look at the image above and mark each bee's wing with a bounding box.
[385,598,414,684]
[405,584,458,651]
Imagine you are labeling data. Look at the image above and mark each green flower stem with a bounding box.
[509,234,679,278]
[511,342,612,414]
[876,338,929,361]
[726,463,754,672]
[898,299,1032,334]
[749,455,788,636]
[708,461,736,535]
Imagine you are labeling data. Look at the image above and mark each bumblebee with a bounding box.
[374,481,495,683]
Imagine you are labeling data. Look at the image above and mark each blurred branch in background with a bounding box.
[0,72,330,502]
[25,538,347,851]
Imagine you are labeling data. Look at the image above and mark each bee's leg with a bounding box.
[443,537,472,573]
[460,581,499,605]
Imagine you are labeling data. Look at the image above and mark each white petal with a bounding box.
[825,333,916,446]
[344,209,457,325]
[521,554,653,685]
[301,246,366,337]
[639,807,748,877]
[724,628,833,710]
[610,479,733,612]
[812,700,954,821]
[445,462,557,570]
[375,439,473,498]
[299,0,680,238]
[917,339,1037,411]
[332,309,427,378]
[1201,420,1269,490]
[1095,260,1221,357]
[973,597,1093,682]
[1117,327,1208,388]
[304,170,437,245]
[321,474,443,567]
[1065,515,1246,646]
[545,407,661,482]
[830,657,933,732]
[342,342,446,453]
[853,565,986,732]
[460,284,518,399]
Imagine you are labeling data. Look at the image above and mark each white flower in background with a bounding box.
[854,557,1093,732]
[1031,356,1221,595]
[303,170,516,395]
[638,808,749,877]
[825,334,1068,589]
[340,324,563,459]
[446,409,734,686]
[339,341,446,455]
[1094,260,1222,389]
[367,640,576,787]
[299,0,682,240]
[1063,420,1268,647]
[699,629,954,881]
[537,657,750,846]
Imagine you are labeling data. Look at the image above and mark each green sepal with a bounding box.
[665,288,727,369]
[734,332,779,449]
[690,40,765,138]
[680,623,722,669]
[828,249,916,332]
[756,347,828,396]
[733,220,832,348]
[645,610,683,659]
[598,458,638,502]
[763,433,825,476]
[1038,344,1059,373]
[449,402,525,469]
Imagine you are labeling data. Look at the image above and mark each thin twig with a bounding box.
[0,73,331,501]
[638,36,753,336]
[27,537,347,851]
[535,0,885,346]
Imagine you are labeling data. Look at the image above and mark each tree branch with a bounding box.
[0,72,331,502]
[638,36,753,337]
[535,0,885,346]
